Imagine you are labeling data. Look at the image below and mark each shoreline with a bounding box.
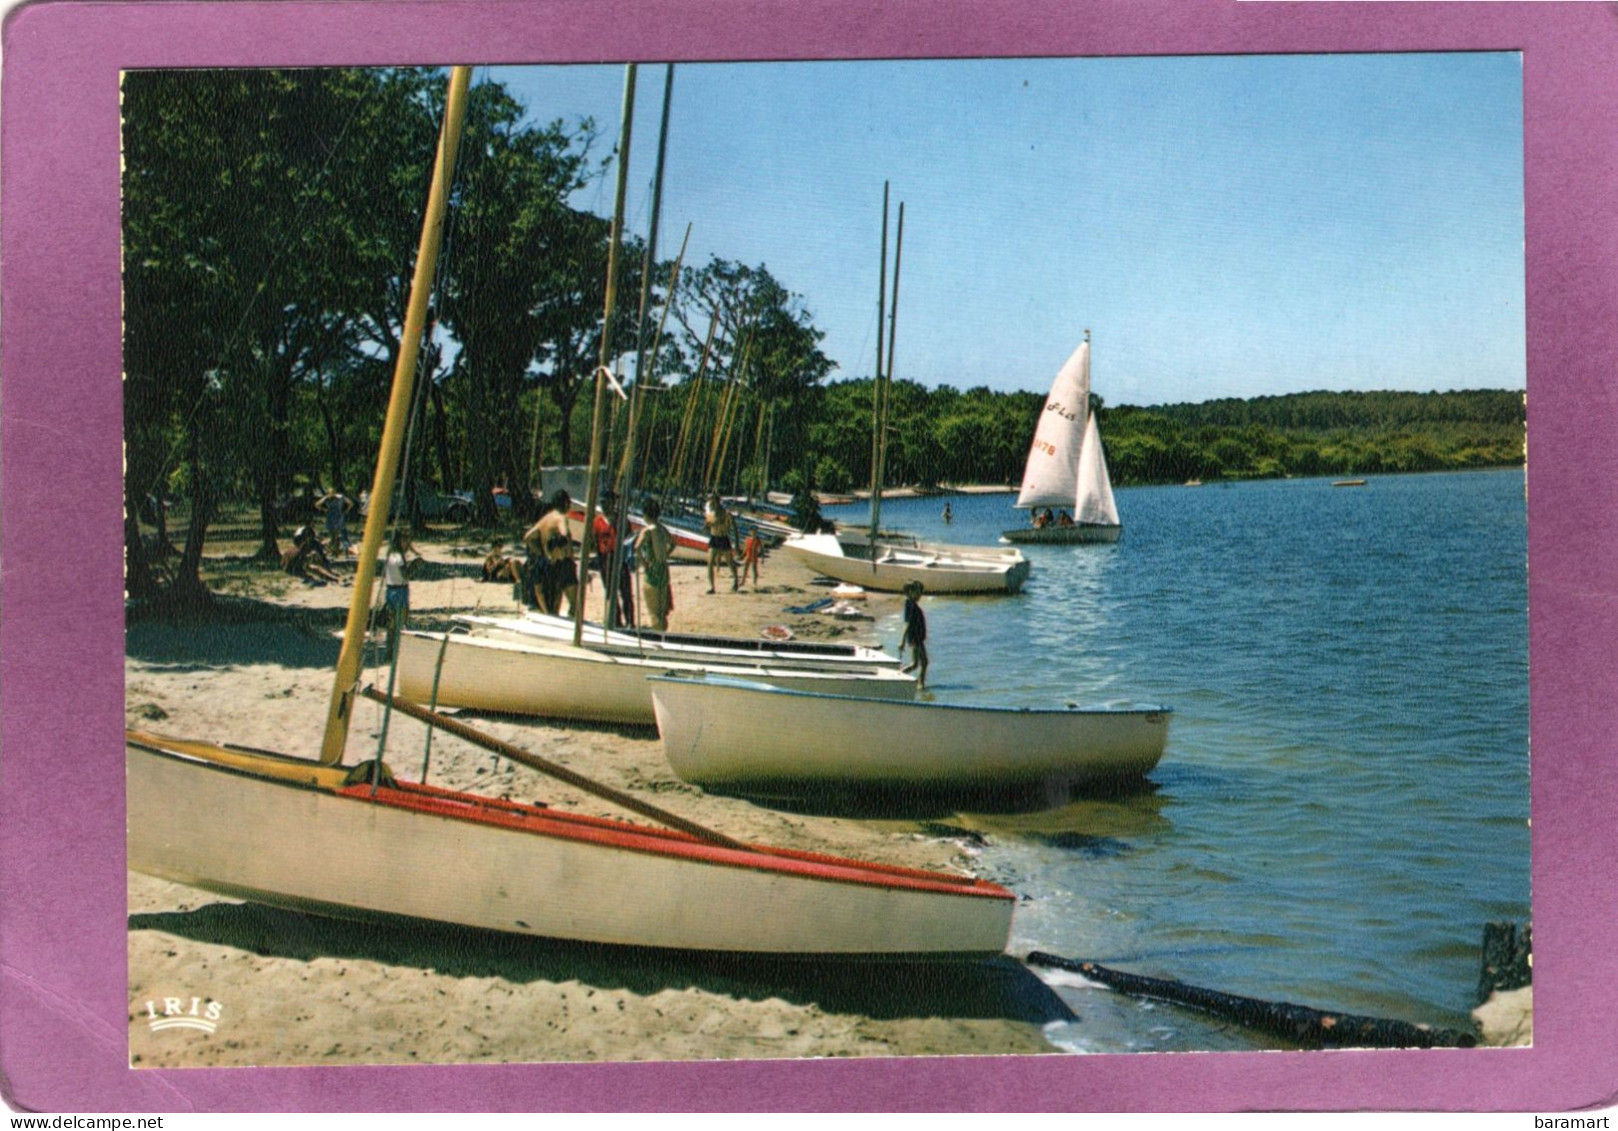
[126,537,1065,1067]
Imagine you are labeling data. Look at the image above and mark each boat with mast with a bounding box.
[782,186,1030,594]
[1002,331,1122,544]
[126,65,1013,959]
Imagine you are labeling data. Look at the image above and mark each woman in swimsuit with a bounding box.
[636,498,676,631]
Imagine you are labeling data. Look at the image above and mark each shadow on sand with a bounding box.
[129,901,1074,1028]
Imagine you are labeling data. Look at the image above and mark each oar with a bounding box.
[359,685,749,851]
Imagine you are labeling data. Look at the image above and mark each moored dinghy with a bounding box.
[781,532,1031,595]
[650,672,1171,801]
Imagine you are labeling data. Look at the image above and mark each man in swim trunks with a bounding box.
[704,493,739,593]
[524,490,577,615]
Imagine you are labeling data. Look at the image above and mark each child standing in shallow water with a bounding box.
[899,580,928,689]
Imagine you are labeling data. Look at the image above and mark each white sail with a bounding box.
[1015,339,1091,509]
[1074,412,1120,526]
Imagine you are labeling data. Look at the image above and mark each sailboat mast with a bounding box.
[872,201,904,531]
[575,63,638,647]
[319,65,472,766]
[868,182,889,536]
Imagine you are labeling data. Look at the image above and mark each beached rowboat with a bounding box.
[395,629,916,726]
[128,733,1012,955]
[650,673,1171,800]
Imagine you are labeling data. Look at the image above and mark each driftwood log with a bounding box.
[1025,952,1477,1049]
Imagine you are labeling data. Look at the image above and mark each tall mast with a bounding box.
[575,63,638,646]
[868,182,889,536]
[873,201,904,531]
[320,66,472,766]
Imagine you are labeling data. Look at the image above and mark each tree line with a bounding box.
[122,66,1524,604]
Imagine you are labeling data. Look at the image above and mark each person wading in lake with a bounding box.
[524,490,577,616]
[705,493,739,593]
[899,579,929,689]
[636,497,676,632]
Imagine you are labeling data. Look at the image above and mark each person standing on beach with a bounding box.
[525,490,577,615]
[592,491,635,628]
[379,529,420,632]
[318,489,352,556]
[739,529,762,589]
[704,493,739,593]
[899,579,929,689]
[636,498,676,631]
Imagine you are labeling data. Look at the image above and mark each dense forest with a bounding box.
[122,67,1525,602]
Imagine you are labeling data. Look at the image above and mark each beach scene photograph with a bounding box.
[122,51,1529,1068]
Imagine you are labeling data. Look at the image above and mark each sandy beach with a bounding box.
[126,533,1068,1068]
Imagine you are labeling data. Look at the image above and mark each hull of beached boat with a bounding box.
[651,674,1170,799]
[394,629,916,725]
[781,533,1030,595]
[126,734,1012,956]
[1001,523,1122,545]
[458,612,902,670]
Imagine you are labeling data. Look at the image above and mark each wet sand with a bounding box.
[126,536,1067,1068]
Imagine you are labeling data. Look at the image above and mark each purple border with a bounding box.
[2,0,1613,1113]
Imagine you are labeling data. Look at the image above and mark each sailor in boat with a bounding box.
[1056,509,1075,527]
[635,497,676,631]
[739,528,763,589]
[1033,507,1053,529]
[704,493,740,594]
[282,525,343,586]
[899,579,929,690]
[591,489,635,628]
[524,490,578,616]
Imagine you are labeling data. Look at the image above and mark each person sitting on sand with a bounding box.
[899,579,929,689]
[282,526,343,585]
[739,529,762,589]
[524,490,577,616]
[635,498,676,632]
[704,494,739,594]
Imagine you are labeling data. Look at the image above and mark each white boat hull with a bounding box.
[782,533,1030,595]
[459,612,902,669]
[395,630,916,726]
[651,674,1170,800]
[127,736,1012,956]
[1001,523,1122,545]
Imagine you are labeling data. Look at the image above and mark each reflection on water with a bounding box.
[822,470,1529,1051]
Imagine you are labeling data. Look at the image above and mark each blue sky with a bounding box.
[492,52,1524,406]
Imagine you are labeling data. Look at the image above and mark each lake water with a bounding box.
[824,468,1529,1052]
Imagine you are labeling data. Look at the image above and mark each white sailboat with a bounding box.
[1003,331,1122,544]
[126,66,1013,960]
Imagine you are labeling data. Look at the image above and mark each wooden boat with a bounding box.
[395,628,916,725]
[1002,332,1124,545]
[456,611,902,669]
[650,673,1171,801]
[128,731,1011,955]
[125,67,1010,961]
[781,531,1031,594]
